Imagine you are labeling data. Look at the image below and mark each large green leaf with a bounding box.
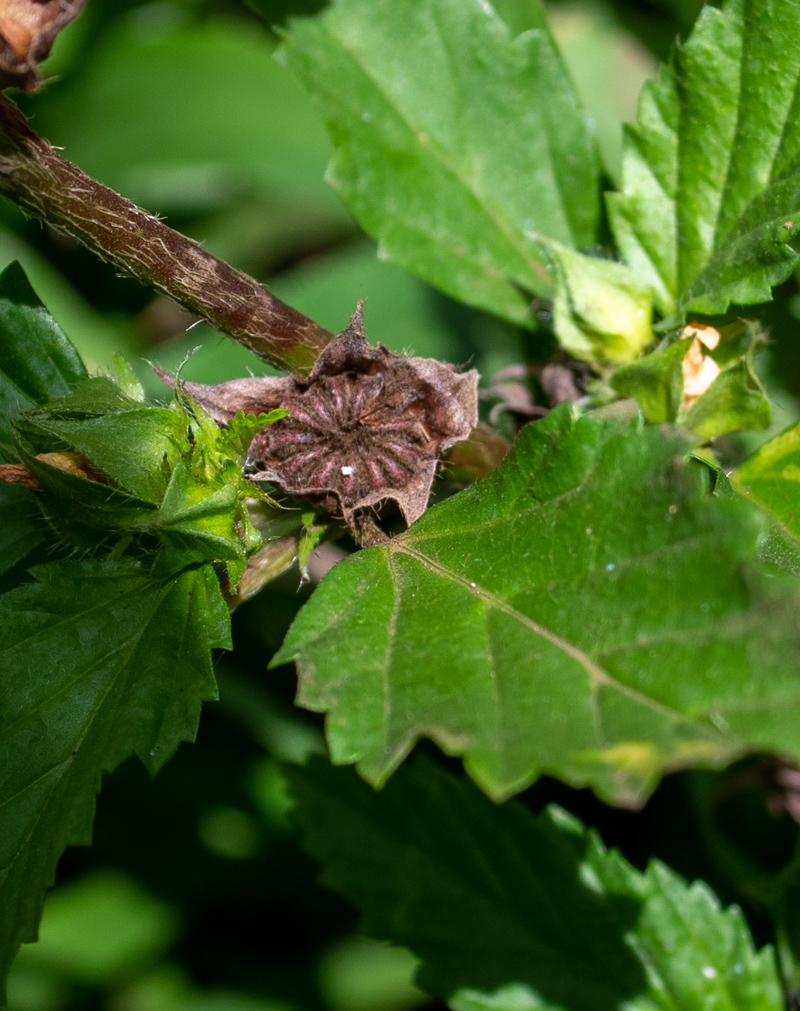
[275,404,800,805]
[280,0,599,328]
[0,262,87,462]
[290,757,784,1011]
[607,0,800,319]
[0,559,230,1006]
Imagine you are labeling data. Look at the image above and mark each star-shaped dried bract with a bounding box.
[0,0,86,91]
[157,305,479,528]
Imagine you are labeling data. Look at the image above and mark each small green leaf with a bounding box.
[538,240,652,364]
[734,425,800,536]
[608,0,800,319]
[611,321,771,437]
[732,420,800,577]
[281,0,599,327]
[610,339,687,423]
[23,451,158,550]
[0,262,87,461]
[681,355,770,441]
[0,558,230,1004]
[290,757,784,1011]
[156,473,242,568]
[275,404,800,805]
[110,354,146,402]
[15,378,285,573]
[18,377,185,503]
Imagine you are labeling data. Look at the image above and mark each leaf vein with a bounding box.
[395,544,695,729]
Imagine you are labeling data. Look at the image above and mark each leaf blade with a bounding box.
[276,405,800,804]
[281,0,599,326]
[0,559,230,1004]
[608,0,800,317]
[289,757,785,1011]
[0,262,87,461]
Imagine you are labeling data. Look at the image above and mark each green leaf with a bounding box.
[0,262,87,462]
[732,420,800,577]
[290,756,784,1011]
[110,354,146,403]
[610,339,688,423]
[0,558,230,1005]
[281,0,599,328]
[275,404,800,805]
[681,356,770,441]
[538,240,652,364]
[607,0,800,319]
[611,321,771,437]
[23,452,158,551]
[0,485,44,576]
[14,377,285,573]
[18,377,185,503]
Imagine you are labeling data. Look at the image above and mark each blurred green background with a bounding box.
[8,1,800,1009]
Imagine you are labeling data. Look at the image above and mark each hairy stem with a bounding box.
[0,95,333,374]
[0,96,503,483]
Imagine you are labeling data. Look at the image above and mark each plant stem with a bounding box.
[0,95,333,374]
[0,96,500,484]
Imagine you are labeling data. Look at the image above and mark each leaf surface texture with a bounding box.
[281,0,599,326]
[276,406,800,803]
[607,0,800,318]
[0,560,230,1002]
[290,757,784,1011]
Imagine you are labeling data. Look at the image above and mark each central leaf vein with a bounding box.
[394,544,695,730]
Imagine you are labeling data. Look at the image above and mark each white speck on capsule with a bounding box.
[341,465,354,476]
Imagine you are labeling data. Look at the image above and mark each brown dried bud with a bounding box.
[159,304,479,527]
[0,0,86,92]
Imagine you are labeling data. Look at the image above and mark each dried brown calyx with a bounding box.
[158,304,479,527]
[0,0,86,91]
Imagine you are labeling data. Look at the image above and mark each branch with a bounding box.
[0,95,333,374]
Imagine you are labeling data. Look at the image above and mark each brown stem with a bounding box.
[0,95,333,374]
[0,96,507,486]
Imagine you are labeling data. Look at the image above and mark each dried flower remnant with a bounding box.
[158,304,479,527]
[0,450,102,489]
[680,323,721,412]
[0,0,86,91]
